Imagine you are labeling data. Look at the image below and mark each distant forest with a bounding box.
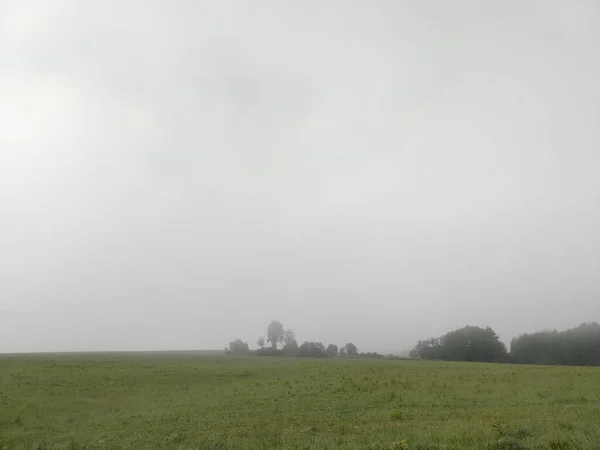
[509,322,600,366]
[410,322,600,366]
[228,321,600,367]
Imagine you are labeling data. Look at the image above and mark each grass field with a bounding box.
[1,354,599,449]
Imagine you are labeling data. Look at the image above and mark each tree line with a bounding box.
[228,320,600,366]
[409,326,509,363]
[510,322,600,366]
[227,320,384,359]
[409,322,600,366]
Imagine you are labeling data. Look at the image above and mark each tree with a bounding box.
[412,337,442,360]
[283,338,299,356]
[267,320,285,350]
[510,322,600,366]
[410,326,508,363]
[257,337,265,348]
[297,341,326,358]
[343,343,358,357]
[228,339,250,355]
[282,329,299,356]
[325,344,338,357]
[283,329,296,347]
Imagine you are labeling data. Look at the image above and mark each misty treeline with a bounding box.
[510,322,600,366]
[228,321,600,367]
[227,320,385,359]
[410,322,600,366]
[409,326,509,363]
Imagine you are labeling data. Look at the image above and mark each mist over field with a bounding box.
[1,1,600,354]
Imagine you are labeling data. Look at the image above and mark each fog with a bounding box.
[1,1,599,354]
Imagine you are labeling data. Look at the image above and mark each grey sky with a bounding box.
[1,1,599,353]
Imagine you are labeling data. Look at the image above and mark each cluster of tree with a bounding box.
[410,322,600,367]
[510,322,600,366]
[409,326,509,363]
[228,320,364,358]
[227,339,250,355]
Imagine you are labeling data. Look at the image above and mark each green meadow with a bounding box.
[1,354,599,449]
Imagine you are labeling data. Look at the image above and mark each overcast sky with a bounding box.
[1,1,599,353]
